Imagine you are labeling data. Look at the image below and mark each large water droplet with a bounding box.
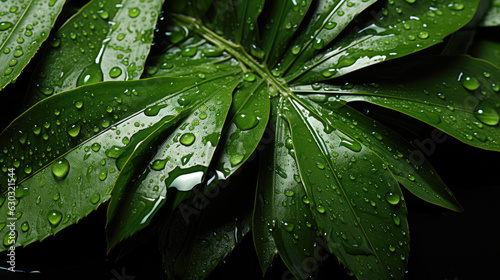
[109,66,122,78]
[47,210,62,227]
[474,101,500,126]
[67,123,81,138]
[151,159,168,171]
[461,76,480,91]
[91,192,100,204]
[51,158,70,179]
[180,133,195,146]
[340,137,362,152]
[385,192,400,206]
[230,154,244,166]
[128,7,141,18]
[77,64,103,86]
[234,113,259,130]
[0,22,13,31]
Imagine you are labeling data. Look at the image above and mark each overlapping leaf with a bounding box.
[26,0,163,104]
[0,0,65,91]
[295,56,500,152]
[0,65,240,250]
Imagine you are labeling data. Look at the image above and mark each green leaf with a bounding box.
[261,0,313,67]
[286,0,479,84]
[278,0,377,76]
[215,79,270,177]
[280,95,410,279]
[481,0,500,26]
[0,66,238,250]
[26,0,163,104]
[106,70,241,250]
[159,171,254,279]
[301,55,500,152]
[254,99,323,279]
[0,0,65,91]
[470,39,500,67]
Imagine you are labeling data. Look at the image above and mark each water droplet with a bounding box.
[316,204,326,213]
[448,3,464,10]
[340,137,362,152]
[77,64,103,86]
[283,222,295,232]
[47,210,62,227]
[474,101,500,126]
[284,190,294,197]
[51,158,70,179]
[385,192,400,206]
[0,22,13,31]
[109,67,122,78]
[91,192,100,204]
[75,100,83,109]
[234,113,259,130]
[291,45,301,55]
[230,154,244,166]
[151,159,168,170]
[243,72,256,82]
[321,68,337,78]
[91,143,101,152]
[461,76,480,91]
[98,10,109,19]
[99,169,108,181]
[128,7,141,18]
[67,123,81,138]
[325,22,337,29]
[393,214,401,226]
[180,133,195,146]
[21,221,29,232]
[418,31,429,39]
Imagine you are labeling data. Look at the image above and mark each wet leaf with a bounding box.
[26,0,163,104]
[0,0,65,90]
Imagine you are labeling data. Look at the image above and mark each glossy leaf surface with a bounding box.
[0,0,65,90]
[27,0,163,104]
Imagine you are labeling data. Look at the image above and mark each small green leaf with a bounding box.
[0,0,65,91]
[216,80,270,177]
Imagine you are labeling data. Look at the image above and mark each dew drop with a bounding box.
[461,76,480,91]
[91,192,100,204]
[47,210,62,227]
[51,158,70,179]
[385,192,400,206]
[340,137,362,152]
[109,66,122,78]
[243,72,256,82]
[151,159,168,171]
[234,113,259,130]
[21,221,29,232]
[230,154,244,166]
[474,101,500,126]
[77,64,103,86]
[128,7,141,18]
[0,22,13,31]
[180,133,195,146]
[67,123,81,138]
